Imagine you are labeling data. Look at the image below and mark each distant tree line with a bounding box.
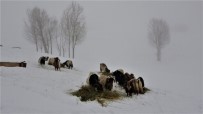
[24,1,86,58]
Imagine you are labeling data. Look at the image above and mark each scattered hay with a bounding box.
[71,85,122,106]
[70,85,150,106]
[143,87,150,93]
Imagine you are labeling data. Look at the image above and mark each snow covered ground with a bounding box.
[0,45,202,114]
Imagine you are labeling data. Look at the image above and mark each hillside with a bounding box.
[0,46,202,114]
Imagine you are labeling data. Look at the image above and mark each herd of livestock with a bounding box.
[86,63,145,97]
[38,56,73,70]
[39,56,145,97]
[38,56,145,96]
[0,56,145,97]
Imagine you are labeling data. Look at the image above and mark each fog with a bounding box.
[1,1,202,73]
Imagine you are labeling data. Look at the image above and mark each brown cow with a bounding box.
[53,57,60,71]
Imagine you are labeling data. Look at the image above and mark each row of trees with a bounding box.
[24,1,169,61]
[24,1,86,58]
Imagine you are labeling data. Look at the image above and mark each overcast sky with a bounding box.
[1,1,202,70]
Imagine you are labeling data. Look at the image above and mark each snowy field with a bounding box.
[0,46,202,114]
[1,1,202,114]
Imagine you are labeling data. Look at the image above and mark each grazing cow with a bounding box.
[99,75,114,91]
[51,57,60,71]
[62,60,73,69]
[86,72,103,91]
[124,79,135,96]
[125,79,139,96]
[100,63,110,73]
[38,56,49,65]
[0,61,26,68]
[112,69,126,87]
[125,78,144,96]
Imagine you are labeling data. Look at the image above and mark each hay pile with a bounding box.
[71,85,150,106]
[71,85,122,106]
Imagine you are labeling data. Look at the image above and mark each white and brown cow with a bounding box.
[99,75,114,91]
[48,57,60,71]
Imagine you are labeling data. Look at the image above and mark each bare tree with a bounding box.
[46,17,58,54]
[25,7,50,53]
[56,24,67,57]
[148,18,170,61]
[61,11,71,57]
[24,8,39,52]
[61,1,86,58]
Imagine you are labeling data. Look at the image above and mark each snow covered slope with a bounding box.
[0,46,202,114]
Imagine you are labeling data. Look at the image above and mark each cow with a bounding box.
[124,78,144,96]
[86,72,103,91]
[47,57,60,71]
[125,79,138,96]
[62,60,73,69]
[53,57,60,71]
[100,63,110,73]
[38,56,49,65]
[112,69,126,87]
[99,75,114,91]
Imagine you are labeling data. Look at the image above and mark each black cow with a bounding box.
[38,56,49,65]
[62,60,73,69]
[112,69,126,87]
[88,73,103,91]
[105,77,114,91]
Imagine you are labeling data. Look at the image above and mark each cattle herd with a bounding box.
[86,63,145,97]
[38,56,73,71]
[38,56,145,96]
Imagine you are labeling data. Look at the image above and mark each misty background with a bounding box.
[2,1,202,67]
[1,1,202,76]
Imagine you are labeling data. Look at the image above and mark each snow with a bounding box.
[0,45,202,114]
[1,1,202,114]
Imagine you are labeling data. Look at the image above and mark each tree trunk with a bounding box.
[72,46,75,59]
[63,47,65,57]
[50,37,52,54]
[40,30,49,53]
[68,37,71,58]
[157,47,161,61]
[35,42,38,52]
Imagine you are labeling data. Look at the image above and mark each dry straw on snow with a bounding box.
[70,85,150,106]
